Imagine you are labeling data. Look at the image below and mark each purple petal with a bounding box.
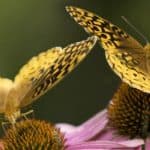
[56,123,76,134]
[119,139,144,147]
[92,127,131,142]
[57,109,146,149]
[66,109,108,145]
[66,139,144,150]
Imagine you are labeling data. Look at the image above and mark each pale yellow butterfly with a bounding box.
[0,36,97,124]
[66,6,150,93]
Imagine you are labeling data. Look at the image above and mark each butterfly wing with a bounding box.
[14,36,97,108]
[66,6,143,50]
[66,6,150,93]
[13,47,63,108]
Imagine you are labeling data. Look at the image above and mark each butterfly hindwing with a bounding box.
[66,6,150,93]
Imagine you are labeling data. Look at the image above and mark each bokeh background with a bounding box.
[0,0,149,125]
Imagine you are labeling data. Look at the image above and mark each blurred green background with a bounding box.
[0,0,149,125]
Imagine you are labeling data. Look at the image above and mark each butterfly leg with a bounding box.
[21,109,38,131]
[21,109,34,120]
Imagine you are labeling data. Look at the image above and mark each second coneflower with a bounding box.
[107,82,150,150]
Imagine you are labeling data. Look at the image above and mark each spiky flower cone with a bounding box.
[108,82,150,139]
[3,119,65,150]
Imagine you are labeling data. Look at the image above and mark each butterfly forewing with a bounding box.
[66,6,150,93]
[66,6,143,50]
[13,47,63,106]
[14,36,97,107]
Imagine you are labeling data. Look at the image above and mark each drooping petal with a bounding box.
[66,139,144,150]
[56,123,76,134]
[57,109,145,149]
[119,139,144,147]
[92,126,133,142]
[65,109,108,145]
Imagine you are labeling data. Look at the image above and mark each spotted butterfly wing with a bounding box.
[66,6,150,93]
[13,36,97,108]
[2,47,63,117]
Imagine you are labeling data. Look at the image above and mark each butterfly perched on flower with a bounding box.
[0,36,97,124]
[66,6,150,94]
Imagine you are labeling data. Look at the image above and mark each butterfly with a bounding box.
[66,6,150,93]
[0,36,97,124]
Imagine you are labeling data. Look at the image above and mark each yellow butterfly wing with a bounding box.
[66,6,150,93]
[14,36,97,108]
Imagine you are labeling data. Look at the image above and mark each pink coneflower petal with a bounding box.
[93,127,132,142]
[57,109,107,136]
[57,109,147,149]
[63,109,108,145]
[66,139,144,150]
[93,128,116,140]
[119,139,144,147]
[56,123,76,134]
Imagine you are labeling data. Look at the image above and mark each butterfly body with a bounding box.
[66,6,150,93]
[0,78,19,124]
[0,36,97,124]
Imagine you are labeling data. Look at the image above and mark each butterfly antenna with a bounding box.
[121,16,149,44]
